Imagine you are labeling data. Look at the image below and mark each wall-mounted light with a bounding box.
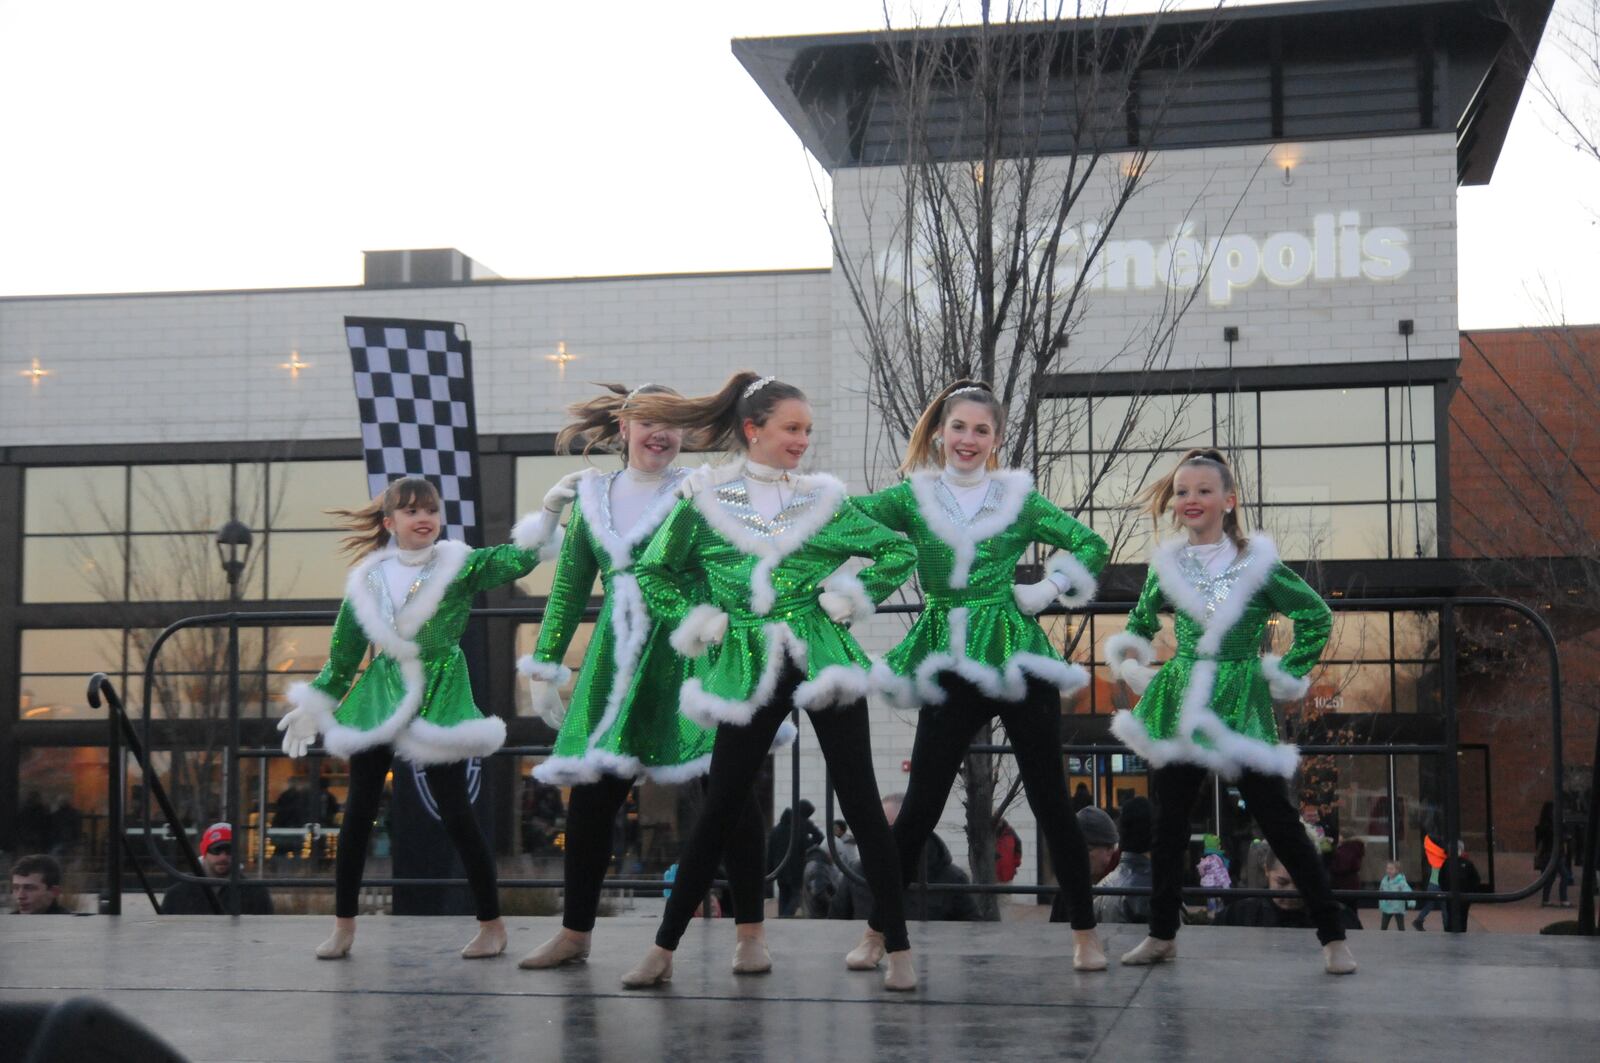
[1398,319,1414,336]
[1282,162,1294,186]
[547,341,577,377]
[280,350,311,377]
[19,357,49,385]
[1223,326,1240,343]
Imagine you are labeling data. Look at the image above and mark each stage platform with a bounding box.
[3,914,1596,1061]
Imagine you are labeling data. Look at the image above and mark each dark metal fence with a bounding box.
[100,594,1595,934]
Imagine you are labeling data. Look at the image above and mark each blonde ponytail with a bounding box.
[555,382,681,460]
[625,371,806,453]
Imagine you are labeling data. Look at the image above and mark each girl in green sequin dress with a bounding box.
[276,476,562,962]
[515,383,775,975]
[1106,449,1357,976]
[617,372,921,992]
[857,380,1112,972]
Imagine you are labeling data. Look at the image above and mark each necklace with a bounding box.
[743,459,791,485]
[940,465,989,490]
[396,545,436,567]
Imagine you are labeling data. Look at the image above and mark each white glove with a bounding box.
[542,470,585,513]
[675,464,721,499]
[276,708,319,759]
[819,591,857,624]
[529,679,568,729]
[1012,578,1059,616]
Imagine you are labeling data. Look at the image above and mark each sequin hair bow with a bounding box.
[741,375,776,400]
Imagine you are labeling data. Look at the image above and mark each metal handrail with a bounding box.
[109,594,1584,931]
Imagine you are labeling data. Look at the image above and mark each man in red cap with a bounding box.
[160,823,274,915]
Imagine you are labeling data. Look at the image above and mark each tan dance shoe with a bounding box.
[1119,936,1177,966]
[845,929,886,971]
[518,932,590,969]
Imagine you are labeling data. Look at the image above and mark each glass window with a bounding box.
[127,533,224,602]
[22,536,126,603]
[514,623,597,715]
[130,464,232,533]
[271,460,368,529]
[1388,386,1436,442]
[1260,446,1387,504]
[1038,396,1089,453]
[23,465,126,535]
[1259,387,1385,444]
[20,628,126,674]
[1390,503,1438,559]
[1214,389,1258,448]
[266,531,349,600]
[1389,444,1436,500]
[1257,503,1388,560]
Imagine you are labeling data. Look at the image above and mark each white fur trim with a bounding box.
[1149,533,1278,656]
[907,469,1032,589]
[670,604,729,658]
[691,469,847,615]
[533,755,601,786]
[579,573,650,766]
[793,664,871,712]
[1105,632,1159,694]
[1045,552,1099,609]
[516,658,572,684]
[870,658,921,711]
[821,571,876,624]
[1109,661,1300,781]
[679,623,806,728]
[394,714,507,766]
[1261,654,1311,701]
[643,754,712,785]
[511,509,564,561]
[771,718,798,750]
[285,682,341,736]
[583,748,644,781]
[575,466,690,571]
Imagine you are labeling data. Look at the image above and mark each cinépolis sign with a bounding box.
[879,210,1412,308]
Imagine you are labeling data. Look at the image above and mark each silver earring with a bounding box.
[1225,507,1234,514]
[933,436,943,448]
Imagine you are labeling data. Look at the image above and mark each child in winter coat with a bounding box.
[1378,860,1415,930]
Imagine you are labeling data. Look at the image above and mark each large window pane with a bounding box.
[1313,611,1394,663]
[1392,612,1440,661]
[1258,503,1388,560]
[23,536,126,603]
[1038,396,1089,453]
[127,533,227,602]
[1037,455,1092,513]
[1215,389,1258,449]
[18,674,102,721]
[266,531,349,600]
[1388,385,1435,442]
[1260,446,1387,504]
[1389,444,1436,500]
[1260,388,1385,444]
[1086,449,1188,511]
[271,461,368,530]
[20,628,127,674]
[1304,662,1394,714]
[24,465,126,534]
[130,465,232,533]
[1390,502,1438,559]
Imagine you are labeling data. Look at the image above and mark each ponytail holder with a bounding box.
[741,375,776,400]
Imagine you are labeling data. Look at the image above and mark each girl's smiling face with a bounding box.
[745,398,813,470]
[942,399,999,473]
[384,500,441,550]
[620,416,684,474]
[1171,463,1235,543]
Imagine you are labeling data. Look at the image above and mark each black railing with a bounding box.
[103,594,1593,933]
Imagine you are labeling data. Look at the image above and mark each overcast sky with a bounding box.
[0,0,1594,329]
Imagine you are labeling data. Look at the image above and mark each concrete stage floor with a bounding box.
[2,914,1596,1062]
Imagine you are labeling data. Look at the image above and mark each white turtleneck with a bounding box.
[609,464,670,534]
[940,465,991,518]
[1182,536,1238,577]
[743,459,794,520]
[380,544,436,607]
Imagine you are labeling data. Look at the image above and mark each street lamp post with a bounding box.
[214,519,253,914]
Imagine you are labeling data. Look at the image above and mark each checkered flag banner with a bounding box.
[344,317,484,547]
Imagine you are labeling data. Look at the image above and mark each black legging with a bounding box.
[336,746,500,921]
[871,674,1095,931]
[655,663,909,953]
[1149,763,1346,945]
[561,774,766,933]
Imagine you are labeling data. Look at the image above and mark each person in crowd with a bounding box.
[1439,842,1483,932]
[1071,783,1093,813]
[1536,801,1574,908]
[274,475,561,960]
[831,795,979,923]
[617,372,919,990]
[1377,860,1413,930]
[516,382,773,974]
[1077,806,1120,883]
[1107,448,1354,975]
[858,379,1109,972]
[1094,797,1154,925]
[1198,834,1232,916]
[160,823,274,915]
[1328,829,1365,895]
[11,854,69,914]
[1413,830,1447,930]
[769,799,824,918]
[1214,849,1362,933]
[994,818,1023,884]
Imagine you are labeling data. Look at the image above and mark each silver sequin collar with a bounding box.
[1175,544,1252,622]
[367,554,439,632]
[931,477,1006,529]
[714,477,821,539]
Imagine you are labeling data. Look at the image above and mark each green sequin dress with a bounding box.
[634,469,917,727]
[286,515,561,766]
[1106,533,1333,780]
[520,467,751,785]
[857,470,1109,708]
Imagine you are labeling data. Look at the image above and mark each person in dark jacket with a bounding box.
[11,854,70,914]
[767,799,824,917]
[831,795,979,922]
[1216,850,1360,932]
[160,823,274,915]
